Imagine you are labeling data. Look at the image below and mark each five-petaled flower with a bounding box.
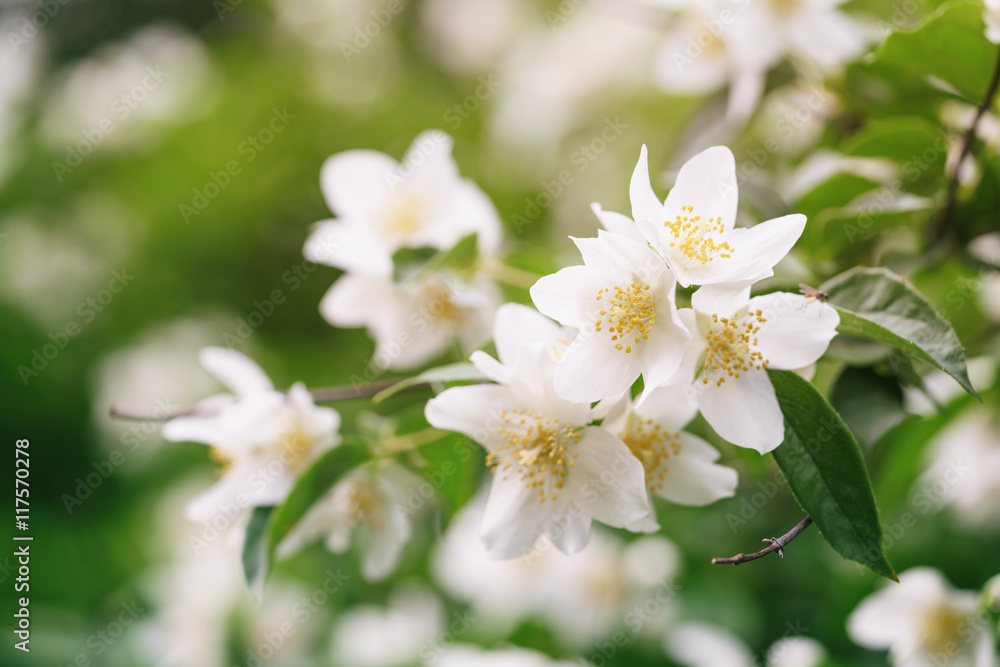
[623,144,806,288]
[673,283,839,453]
[162,347,340,522]
[425,304,649,558]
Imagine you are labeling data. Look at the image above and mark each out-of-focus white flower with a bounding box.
[420,0,533,74]
[530,230,689,403]
[666,621,827,667]
[600,384,738,532]
[469,302,573,385]
[331,586,445,667]
[674,284,838,453]
[162,347,340,522]
[0,13,44,188]
[920,408,1000,529]
[304,130,502,277]
[320,268,500,371]
[985,0,1000,43]
[432,493,679,647]
[653,0,867,123]
[752,83,839,157]
[39,24,213,153]
[626,145,806,288]
[490,7,659,151]
[425,320,650,557]
[278,459,423,581]
[666,622,755,667]
[847,567,995,667]
[432,644,580,667]
[0,193,139,328]
[903,358,997,417]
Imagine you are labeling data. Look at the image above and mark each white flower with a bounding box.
[277,460,422,581]
[425,326,650,557]
[530,230,690,403]
[675,284,838,453]
[847,567,996,667]
[986,0,1000,44]
[468,302,573,385]
[320,268,500,371]
[626,144,807,288]
[652,0,867,122]
[920,408,1000,529]
[599,384,738,532]
[666,621,826,667]
[162,347,340,521]
[303,130,502,277]
[433,497,680,647]
[331,586,446,667]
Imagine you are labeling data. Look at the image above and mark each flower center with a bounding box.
[702,309,770,386]
[621,418,682,492]
[769,0,800,15]
[344,479,384,531]
[419,280,465,325]
[487,409,580,502]
[594,282,656,354]
[664,205,734,266]
[209,447,233,477]
[277,425,315,472]
[382,195,425,239]
[919,603,966,655]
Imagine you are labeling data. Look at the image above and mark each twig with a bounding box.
[711,515,813,566]
[108,378,430,422]
[930,47,1000,245]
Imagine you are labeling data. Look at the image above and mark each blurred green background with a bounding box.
[2,0,1000,665]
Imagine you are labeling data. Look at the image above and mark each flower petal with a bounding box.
[634,384,698,430]
[573,230,666,285]
[554,329,643,403]
[654,433,738,506]
[629,144,666,225]
[751,293,839,370]
[591,202,645,243]
[691,282,752,319]
[480,475,568,559]
[303,219,393,277]
[493,302,565,367]
[320,149,397,220]
[564,428,650,528]
[425,384,517,452]
[199,347,274,397]
[715,213,806,284]
[470,350,511,385]
[661,145,739,245]
[530,265,606,329]
[319,273,397,329]
[696,368,784,453]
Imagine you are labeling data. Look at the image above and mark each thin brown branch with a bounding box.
[711,515,813,566]
[930,46,1000,245]
[108,378,430,422]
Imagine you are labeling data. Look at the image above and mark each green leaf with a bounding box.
[875,2,999,102]
[821,267,979,399]
[372,362,489,404]
[266,443,372,560]
[831,367,907,448]
[243,505,276,599]
[768,369,896,580]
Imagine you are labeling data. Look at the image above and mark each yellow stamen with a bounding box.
[702,308,769,386]
[664,204,733,266]
[621,418,682,492]
[486,409,581,502]
[595,282,656,354]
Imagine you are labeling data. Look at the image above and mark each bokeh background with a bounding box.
[2,0,1000,665]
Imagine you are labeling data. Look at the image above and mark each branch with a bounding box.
[930,46,1000,245]
[711,515,813,566]
[108,378,429,422]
